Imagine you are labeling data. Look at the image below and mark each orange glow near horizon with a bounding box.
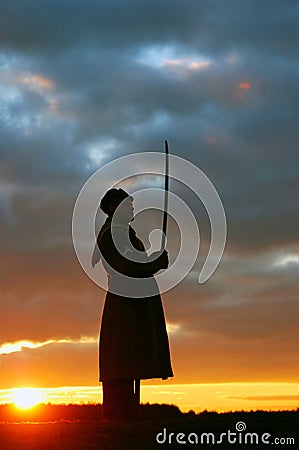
[12,388,45,410]
[2,383,299,413]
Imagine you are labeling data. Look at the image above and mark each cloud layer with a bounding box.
[0,0,298,387]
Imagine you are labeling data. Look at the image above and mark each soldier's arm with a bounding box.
[99,230,168,277]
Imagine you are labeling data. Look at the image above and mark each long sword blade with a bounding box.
[161,140,169,250]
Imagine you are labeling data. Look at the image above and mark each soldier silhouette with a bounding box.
[92,188,173,420]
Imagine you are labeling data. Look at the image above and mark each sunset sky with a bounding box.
[0,1,298,411]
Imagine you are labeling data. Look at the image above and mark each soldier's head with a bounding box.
[100,188,134,222]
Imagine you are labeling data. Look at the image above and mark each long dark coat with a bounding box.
[96,218,173,381]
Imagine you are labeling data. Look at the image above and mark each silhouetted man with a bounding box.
[92,188,173,420]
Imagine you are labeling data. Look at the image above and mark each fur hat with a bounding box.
[100,188,133,215]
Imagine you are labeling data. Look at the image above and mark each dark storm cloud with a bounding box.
[1,0,298,253]
[1,0,298,56]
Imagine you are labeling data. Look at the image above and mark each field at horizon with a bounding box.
[0,405,298,449]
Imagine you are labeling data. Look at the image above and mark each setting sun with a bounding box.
[12,388,45,410]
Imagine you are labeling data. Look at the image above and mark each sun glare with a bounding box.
[13,388,44,409]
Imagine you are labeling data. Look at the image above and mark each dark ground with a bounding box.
[0,404,298,449]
